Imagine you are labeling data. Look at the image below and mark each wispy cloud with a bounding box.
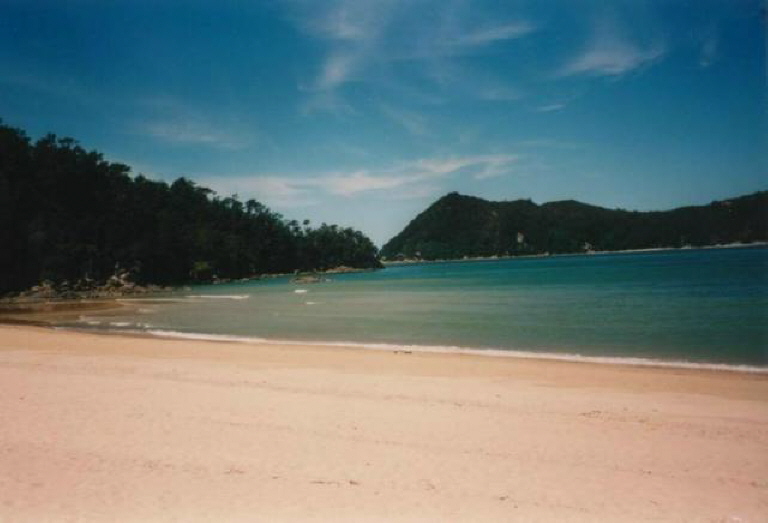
[142,121,248,149]
[452,21,535,47]
[196,175,318,208]
[289,0,396,93]
[285,0,535,110]
[698,36,718,68]
[471,155,520,180]
[535,103,566,112]
[560,16,665,77]
[136,97,254,150]
[514,138,582,150]
[477,85,523,102]
[297,0,394,42]
[378,103,428,135]
[0,66,105,108]
[201,153,521,207]
[319,154,519,196]
[317,52,361,90]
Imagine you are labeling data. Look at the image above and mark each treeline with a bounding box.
[0,121,381,294]
[381,191,768,260]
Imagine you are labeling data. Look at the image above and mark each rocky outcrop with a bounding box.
[323,266,375,274]
[4,270,173,303]
[290,274,327,284]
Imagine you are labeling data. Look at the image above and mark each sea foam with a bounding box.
[94,328,768,374]
[185,295,250,300]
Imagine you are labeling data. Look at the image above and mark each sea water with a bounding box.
[65,246,768,367]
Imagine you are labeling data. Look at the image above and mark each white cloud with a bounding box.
[285,1,536,110]
[477,85,523,102]
[319,154,519,194]
[699,37,718,68]
[563,44,664,76]
[297,0,395,42]
[0,66,107,109]
[143,121,248,149]
[414,157,476,175]
[136,97,254,149]
[535,103,566,112]
[200,153,521,207]
[561,17,665,77]
[378,103,428,135]
[289,0,396,93]
[454,21,535,47]
[322,171,410,196]
[471,155,520,180]
[514,138,582,150]
[318,52,359,90]
[197,176,317,208]
[298,90,356,117]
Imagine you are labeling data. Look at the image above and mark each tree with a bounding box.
[0,121,383,294]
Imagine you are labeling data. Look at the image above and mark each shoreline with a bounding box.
[3,300,765,373]
[382,240,768,266]
[1,324,766,521]
[61,325,768,374]
[0,298,131,325]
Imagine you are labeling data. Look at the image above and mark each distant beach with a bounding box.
[382,240,768,266]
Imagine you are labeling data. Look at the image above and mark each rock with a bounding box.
[324,266,362,274]
[291,275,326,284]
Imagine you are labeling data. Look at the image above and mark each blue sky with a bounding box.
[1,0,765,245]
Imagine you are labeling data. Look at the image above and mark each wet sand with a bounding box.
[1,325,766,521]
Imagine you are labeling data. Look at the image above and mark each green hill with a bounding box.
[381,191,768,260]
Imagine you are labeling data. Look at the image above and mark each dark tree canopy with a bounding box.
[0,121,381,294]
[381,191,768,260]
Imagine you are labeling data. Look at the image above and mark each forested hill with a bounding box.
[381,191,768,261]
[0,122,381,294]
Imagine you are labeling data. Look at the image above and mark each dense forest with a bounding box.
[381,191,768,260]
[0,121,381,295]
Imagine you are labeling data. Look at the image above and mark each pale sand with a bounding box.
[0,325,766,522]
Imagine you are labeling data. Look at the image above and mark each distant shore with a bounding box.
[382,241,768,266]
[1,324,766,522]
[0,265,380,304]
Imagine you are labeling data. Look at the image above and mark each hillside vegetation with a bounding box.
[0,121,381,294]
[381,191,768,260]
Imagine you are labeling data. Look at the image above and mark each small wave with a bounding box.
[145,330,271,343]
[294,289,308,294]
[119,295,250,302]
[185,295,250,300]
[305,301,318,305]
[75,321,153,329]
[134,330,768,374]
[117,298,188,303]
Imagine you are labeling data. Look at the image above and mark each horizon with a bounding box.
[1,0,765,245]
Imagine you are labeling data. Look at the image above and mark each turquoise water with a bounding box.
[67,247,768,366]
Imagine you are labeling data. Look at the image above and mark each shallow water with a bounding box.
[64,246,768,366]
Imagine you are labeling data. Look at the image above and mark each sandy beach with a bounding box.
[0,325,766,522]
